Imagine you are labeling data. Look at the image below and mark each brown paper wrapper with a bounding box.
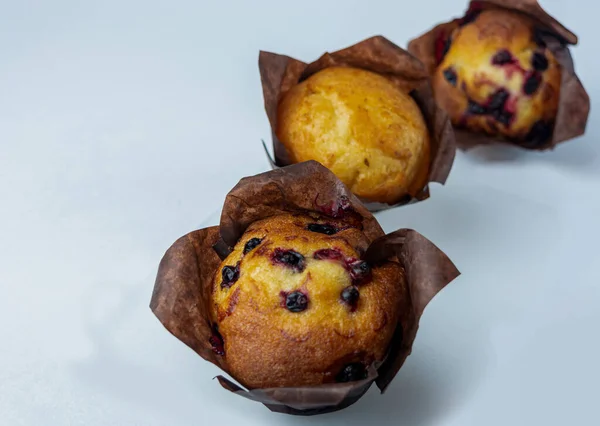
[258,36,456,212]
[150,161,460,415]
[407,0,590,151]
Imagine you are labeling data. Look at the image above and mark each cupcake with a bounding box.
[408,0,589,150]
[259,36,456,209]
[151,161,459,415]
[211,213,407,388]
[277,67,430,204]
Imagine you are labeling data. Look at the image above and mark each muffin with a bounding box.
[276,67,430,204]
[210,213,407,389]
[152,161,460,413]
[432,7,561,147]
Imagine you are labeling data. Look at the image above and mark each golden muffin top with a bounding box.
[432,8,561,146]
[210,213,405,389]
[276,66,430,204]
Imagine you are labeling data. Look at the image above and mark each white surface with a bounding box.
[1,0,599,425]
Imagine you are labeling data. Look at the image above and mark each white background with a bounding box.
[1,0,599,425]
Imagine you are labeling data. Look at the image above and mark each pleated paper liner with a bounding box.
[151,161,459,415]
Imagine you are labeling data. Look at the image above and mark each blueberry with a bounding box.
[467,100,487,115]
[307,223,338,235]
[243,237,262,254]
[285,291,308,312]
[221,264,239,289]
[532,52,549,71]
[523,121,553,148]
[443,67,457,86]
[487,89,512,126]
[523,73,542,95]
[348,260,371,284]
[341,286,360,307]
[336,363,367,383]
[272,249,305,272]
[209,327,225,356]
[491,49,513,65]
[488,89,509,111]
[492,109,512,127]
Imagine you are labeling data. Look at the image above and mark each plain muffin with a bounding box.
[276,67,430,204]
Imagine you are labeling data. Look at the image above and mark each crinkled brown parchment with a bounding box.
[150,161,460,415]
[259,36,456,212]
[407,0,590,151]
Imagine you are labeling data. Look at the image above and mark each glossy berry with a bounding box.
[493,109,512,127]
[523,121,552,148]
[341,286,360,308]
[532,52,549,71]
[307,223,338,235]
[523,73,542,95]
[221,264,239,289]
[443,68,457,86]
[272,249,305,272]
[467,100,487,115]
[209,328,225,356]
[487,89,512,126]
[285,291,309,312]
[336,363,367,383]
[491,49,513,65]
[243,238,262,254]
[488,89,509,111]
[348,260,371,284]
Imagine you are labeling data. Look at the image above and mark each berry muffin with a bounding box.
[210,213,407,389]
[432,7,561,147]
[276,67,430,204]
